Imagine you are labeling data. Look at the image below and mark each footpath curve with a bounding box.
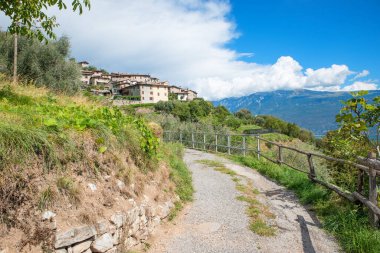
[147,149,340,253]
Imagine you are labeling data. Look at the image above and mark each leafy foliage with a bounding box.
[0,32,82,94]
[0,0,90,41]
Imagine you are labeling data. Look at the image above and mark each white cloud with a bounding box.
[0,0,377,99]
[342,81,378,91]
[351,70,370,80]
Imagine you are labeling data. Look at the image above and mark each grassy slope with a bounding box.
[0,81,193,249]
[232,155,380,253]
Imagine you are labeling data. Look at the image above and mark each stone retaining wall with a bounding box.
[53,199,174,253]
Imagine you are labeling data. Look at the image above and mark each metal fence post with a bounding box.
[243,136,246,157]
[168,131,171,142]
[227,134,231,155]
[215,134,218,152]
[179,131,183,144]
[192,132,195,149]
[203,133,206,150]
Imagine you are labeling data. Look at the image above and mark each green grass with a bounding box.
[168,201,183,221]
[232,155,380,253]
[214,167,237,176]
[163,143,193,203]
[237,124,262,133]
[196,159,225,167]
[261,132,292,142]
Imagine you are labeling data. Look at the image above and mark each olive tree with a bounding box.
[0,0,90,82]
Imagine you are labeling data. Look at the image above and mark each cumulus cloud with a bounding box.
[351,70,370,80]
[0,0,377,99]
[342,81,378,91]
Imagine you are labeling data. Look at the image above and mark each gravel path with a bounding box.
[148,149,340,253]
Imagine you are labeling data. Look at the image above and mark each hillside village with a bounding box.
[78,61,198,104]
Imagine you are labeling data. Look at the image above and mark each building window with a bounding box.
[142,91,144,94]
[150,97,153,101]
[164,93,167,96]
[150,91,153,95]
[158,93,160,96]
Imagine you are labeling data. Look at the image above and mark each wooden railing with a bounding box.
[163,131,380,228]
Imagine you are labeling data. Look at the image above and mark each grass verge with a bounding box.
[162,143,194,220]
[232,155,380,253]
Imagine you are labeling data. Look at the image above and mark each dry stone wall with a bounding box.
[53,199,174,253]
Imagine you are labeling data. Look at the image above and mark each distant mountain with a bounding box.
[213,89,380,136]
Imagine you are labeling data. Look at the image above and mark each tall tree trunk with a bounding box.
[13,34,18,84]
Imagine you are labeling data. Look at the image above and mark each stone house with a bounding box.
[169,86,198,101]
[78,61,89,68]
[121,83,169,103]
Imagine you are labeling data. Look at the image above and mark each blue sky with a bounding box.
[228,0,380,78]
[1,0,379,99]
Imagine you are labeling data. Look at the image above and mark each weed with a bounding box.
[214,167,237,176]
[250,220,276,236]
[38,187,55,210]
[56,176,81,204]
[168,201,183,221]
[196,159,225,167]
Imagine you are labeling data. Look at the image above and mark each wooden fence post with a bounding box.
[215,134,218,152]
[203,133,206,150]
[357,170,364,195]
[227,135,231,155]
[368,152,379,227]
[168,132,171,142]
[278,145,283,164]
[257,136,260,159]
[243,136,246,157]
[307,154,316,180]
[191,132,195,149]
[179,131,183,144]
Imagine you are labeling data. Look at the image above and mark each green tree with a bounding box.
[0,33,82,94]
[1,0,90,83]
[336,91,380,156]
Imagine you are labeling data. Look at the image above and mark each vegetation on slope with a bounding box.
[0,80,193,251]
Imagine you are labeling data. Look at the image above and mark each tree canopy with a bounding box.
[0,0,90,41]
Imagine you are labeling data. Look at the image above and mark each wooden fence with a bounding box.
[163,131,380,228]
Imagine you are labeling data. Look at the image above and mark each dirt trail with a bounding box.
[147,149,340,253]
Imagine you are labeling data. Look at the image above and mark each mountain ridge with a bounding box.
[213,89,380,135]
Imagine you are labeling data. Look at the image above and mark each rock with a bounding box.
[42,211,56,221]
[126,207,139,225]
[124,236,139,249]
[116,180,125,190]
[67,247,73,253]
[72,240,92,253]
[128,198,136,207]
[112,229,120,245]
[88,183,97,192]
[0,248,9,253]
[105,247,118,253]
[129,219,140,236]
[91,233,114,252]
[55,249,67,253]
[96,220,111,235]
[55,225,97,248]
[104,175,111,181]
[110,212,126,228]
[156,204,170,219]
[83,250,91,253]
